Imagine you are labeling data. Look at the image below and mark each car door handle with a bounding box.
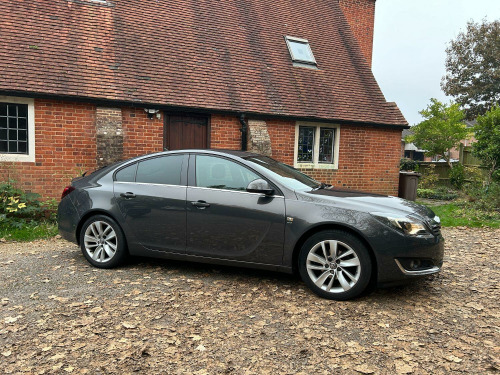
[120,192,136,199]
[191,200,210,209]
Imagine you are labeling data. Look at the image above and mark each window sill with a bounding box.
[295,163,338,170]
[0,153,35,163]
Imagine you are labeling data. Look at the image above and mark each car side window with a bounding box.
[115,163,137,182]
[135,155,183,185]
[196,155,260,191]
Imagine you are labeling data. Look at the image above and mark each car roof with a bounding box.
[165,149,264,159]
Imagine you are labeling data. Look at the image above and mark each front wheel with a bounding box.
[298,230,372,300]
[79,215,127,269]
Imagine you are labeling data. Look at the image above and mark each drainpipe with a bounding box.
[239,114,248,151]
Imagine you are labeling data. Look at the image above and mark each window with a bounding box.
[294,123,339,169]
[135,155,183,185]
[115,163,137,182]
[285,36,317,66]
[0,97,35,162]
[196,155,260,191]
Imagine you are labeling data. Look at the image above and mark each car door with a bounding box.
[186,154,286,265]
[113,154,187,252]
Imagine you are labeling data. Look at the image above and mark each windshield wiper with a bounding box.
[312,182,331,191]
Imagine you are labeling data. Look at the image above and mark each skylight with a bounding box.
[285,36,317,65]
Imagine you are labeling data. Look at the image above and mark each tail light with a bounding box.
[61,186,75,200]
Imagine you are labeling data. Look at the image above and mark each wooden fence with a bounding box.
[417,145,486,186]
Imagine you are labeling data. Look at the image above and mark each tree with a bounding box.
[473,104,500,183]
[406,99,470,167]
[441,19,500,119]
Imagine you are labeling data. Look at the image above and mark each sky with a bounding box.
[372,0,500,126]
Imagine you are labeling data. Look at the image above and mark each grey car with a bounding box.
[58,149,444,300]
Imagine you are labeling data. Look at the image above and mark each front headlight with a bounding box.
[372,213,429,236]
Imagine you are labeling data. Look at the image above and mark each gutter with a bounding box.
[239,114,248,151]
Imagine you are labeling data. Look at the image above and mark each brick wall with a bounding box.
[338,0,376,66]
[122,108,163,159]
[266,119,401,195]
[210,115,241,150]
[0,99,97,199]
[0,100,401,199]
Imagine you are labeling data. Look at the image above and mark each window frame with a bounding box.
[284,36,317,66]
[0,96,35,162]
[294,122,340,170]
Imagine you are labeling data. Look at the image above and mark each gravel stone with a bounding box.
[0,228,499,374]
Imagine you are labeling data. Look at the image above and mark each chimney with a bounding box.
[338,0,376,66]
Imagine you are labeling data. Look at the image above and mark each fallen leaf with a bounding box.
[122,322,136,329]
[1,351,12,357]
[445,355,463,363]
[395,361,413,374]
[355,364,376,374]
[195,345,206,352]
[4,316,22,324]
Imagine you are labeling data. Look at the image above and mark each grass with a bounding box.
[0,221,58,242]
[427,202,500,228]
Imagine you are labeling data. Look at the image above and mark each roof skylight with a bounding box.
[285,36,317,66]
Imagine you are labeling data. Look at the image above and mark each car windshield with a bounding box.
[244,155,320,190]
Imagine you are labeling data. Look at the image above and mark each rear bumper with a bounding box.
[57,196,80,244]
[375,234,444,286]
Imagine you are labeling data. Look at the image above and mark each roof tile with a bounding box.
[0,0,407,126]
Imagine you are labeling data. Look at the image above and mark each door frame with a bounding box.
[163,112,211,151]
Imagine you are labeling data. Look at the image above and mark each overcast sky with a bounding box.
[372,0,500,126]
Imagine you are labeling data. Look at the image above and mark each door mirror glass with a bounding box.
[246,179,274,195]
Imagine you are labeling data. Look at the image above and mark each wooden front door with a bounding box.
[164,114,210,150]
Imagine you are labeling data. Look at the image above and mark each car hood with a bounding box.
[296,187,435,220]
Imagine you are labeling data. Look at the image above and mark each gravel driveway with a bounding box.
[1,228,499,374]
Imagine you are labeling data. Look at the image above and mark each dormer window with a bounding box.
[285,36,317,66]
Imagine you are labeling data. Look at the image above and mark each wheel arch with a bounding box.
[75,210,126,247]
[291,223,378,283]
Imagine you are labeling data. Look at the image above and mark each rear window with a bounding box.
[135,155,183,185]
[115,163,137,182]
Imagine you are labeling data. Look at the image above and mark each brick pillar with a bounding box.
[247,120,272,156]
[95,107,123,167]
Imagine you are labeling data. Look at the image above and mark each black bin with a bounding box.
[398,172,421,201]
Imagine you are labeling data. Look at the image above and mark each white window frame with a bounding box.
[0,96,35,163]
[294,122,340,170]
[284,36,317,66]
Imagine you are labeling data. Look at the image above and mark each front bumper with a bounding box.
[375,234,445,286]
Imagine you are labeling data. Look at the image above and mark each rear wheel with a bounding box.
[298,230,372,300]
[79,215,127,268]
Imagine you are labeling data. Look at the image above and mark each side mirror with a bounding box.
[246,179,274,195]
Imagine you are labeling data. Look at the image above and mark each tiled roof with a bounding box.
[0,0,407,126]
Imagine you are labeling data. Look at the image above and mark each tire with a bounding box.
[298,230,372,300]
[79,215,127,269]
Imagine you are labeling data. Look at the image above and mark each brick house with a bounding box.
[0,0,407,199]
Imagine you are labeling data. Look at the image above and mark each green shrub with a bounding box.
[400,158,419,172]
[464,166,484,188]
[419,164,439,189]
[465,181,500,211]
[0,180,55,228]
[417,187,458,200]
[449,163,465,189]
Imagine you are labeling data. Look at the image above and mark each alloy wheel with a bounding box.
[83,221,118,263]
[306,240,361,293]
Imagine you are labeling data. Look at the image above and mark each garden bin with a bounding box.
[398,172,421,201]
